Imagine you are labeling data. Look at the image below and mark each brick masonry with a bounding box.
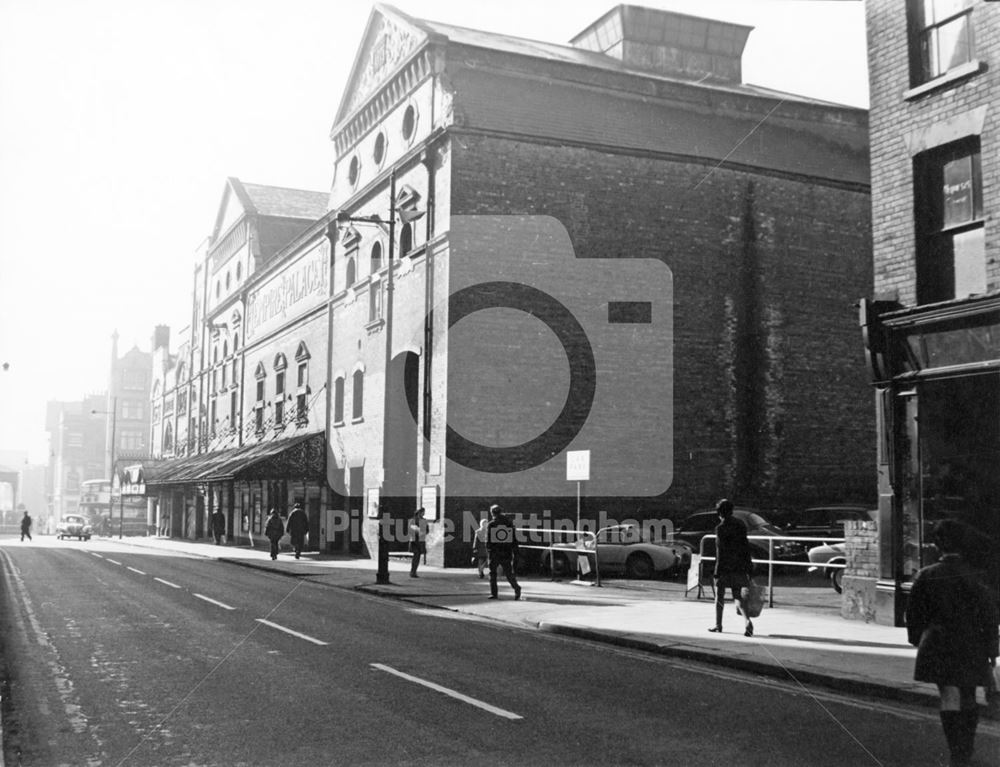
[442,133,875,549]
[842,518,880,622]
[866,0,1000,303]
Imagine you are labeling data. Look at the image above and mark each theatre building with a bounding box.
[852,0,1000,624]
[146,178,333,547]
[328,5,873,567]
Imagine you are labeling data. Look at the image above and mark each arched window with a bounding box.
[233,333,239,351]
[333,377,345,424]
[225,271,231,290]
[236,262,243,282]
[346,257,356,287]
[352,369,364,420]
[163,422,173,452]
[370,241,383,273]
[215,281,221,299]
[399,223,414,256]
[223,340,228,358]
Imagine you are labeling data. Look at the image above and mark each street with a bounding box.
[0,536,981,766]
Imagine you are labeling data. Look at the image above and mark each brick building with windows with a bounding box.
[328,5,874,567]
[146,178,332,544]
[104,330,152,476]
[853,0,999,624]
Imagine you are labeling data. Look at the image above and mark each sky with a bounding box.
[0,0,869,465]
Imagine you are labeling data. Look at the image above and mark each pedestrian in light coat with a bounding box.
[906,519,998,766]
[286,503,309,560]
[472,516,489,579]
[708,499,754,637]
[264,508,284,561]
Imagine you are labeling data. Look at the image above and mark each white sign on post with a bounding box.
[566,450,590,482]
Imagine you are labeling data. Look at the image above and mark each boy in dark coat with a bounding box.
[907,519,999,766]
[709,499,755,637]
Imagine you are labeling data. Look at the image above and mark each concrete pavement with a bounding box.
[113,534,999,716]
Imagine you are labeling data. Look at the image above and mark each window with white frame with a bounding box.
[910,0,975,85]
[369,279,383,323]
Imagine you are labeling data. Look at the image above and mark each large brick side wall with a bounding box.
[449,134,875,520]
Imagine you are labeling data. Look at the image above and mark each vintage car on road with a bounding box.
[541,525,693,579]
[807,543,846,592]
[56,513,93,541]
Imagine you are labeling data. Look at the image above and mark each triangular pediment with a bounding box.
[212,178,254,242]
[333,4,433,126]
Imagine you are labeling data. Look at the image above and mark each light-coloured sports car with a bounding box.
[541,525,693,579]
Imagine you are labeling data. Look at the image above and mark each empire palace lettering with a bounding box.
[246,242,329,339]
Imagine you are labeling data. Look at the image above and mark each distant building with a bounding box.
[103,331,153,475]
[855,0,999,625]
[45,395,107,520]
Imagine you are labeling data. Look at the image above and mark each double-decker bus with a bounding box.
[79,479,149,536]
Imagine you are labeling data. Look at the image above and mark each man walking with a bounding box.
[286,502,309,560]
[20,510,32,541]
[486,504,521,600]
[264,508,284,561]
[210,506,226,545]
[408,507,428,577]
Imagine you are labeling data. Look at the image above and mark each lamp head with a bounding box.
[398,208,425,225]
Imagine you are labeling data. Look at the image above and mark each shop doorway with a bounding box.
[916,373,1000,571]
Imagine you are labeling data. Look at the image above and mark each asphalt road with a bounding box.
[0,536,974,766]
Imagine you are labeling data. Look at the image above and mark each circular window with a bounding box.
[402,104,416,141]
[348,156,360,186]
[373,132,386,165]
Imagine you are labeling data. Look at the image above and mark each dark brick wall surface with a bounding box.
[448,134,875,523]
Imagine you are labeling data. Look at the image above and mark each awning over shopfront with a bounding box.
[144,432,326,487]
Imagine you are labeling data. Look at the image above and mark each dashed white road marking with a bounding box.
[106,559,122,566]
[370,663,523,720]
[154,577,181,589]
[194,594,235,611]
[255,619,328,646]
[126,567,146,575]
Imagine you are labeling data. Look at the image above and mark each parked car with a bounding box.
[675,508,809,565]
[56,514,93,541]
[541,525,693,579]
[783,505,875,543]
[808,542,846,593]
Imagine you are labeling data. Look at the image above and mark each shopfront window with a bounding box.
[911,374,1000,573]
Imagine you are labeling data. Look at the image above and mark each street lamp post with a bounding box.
[336,168,423,585]
[92,396,121,538]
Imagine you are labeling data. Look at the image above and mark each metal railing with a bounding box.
[696,533,846,607]
[516,527,602,586]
